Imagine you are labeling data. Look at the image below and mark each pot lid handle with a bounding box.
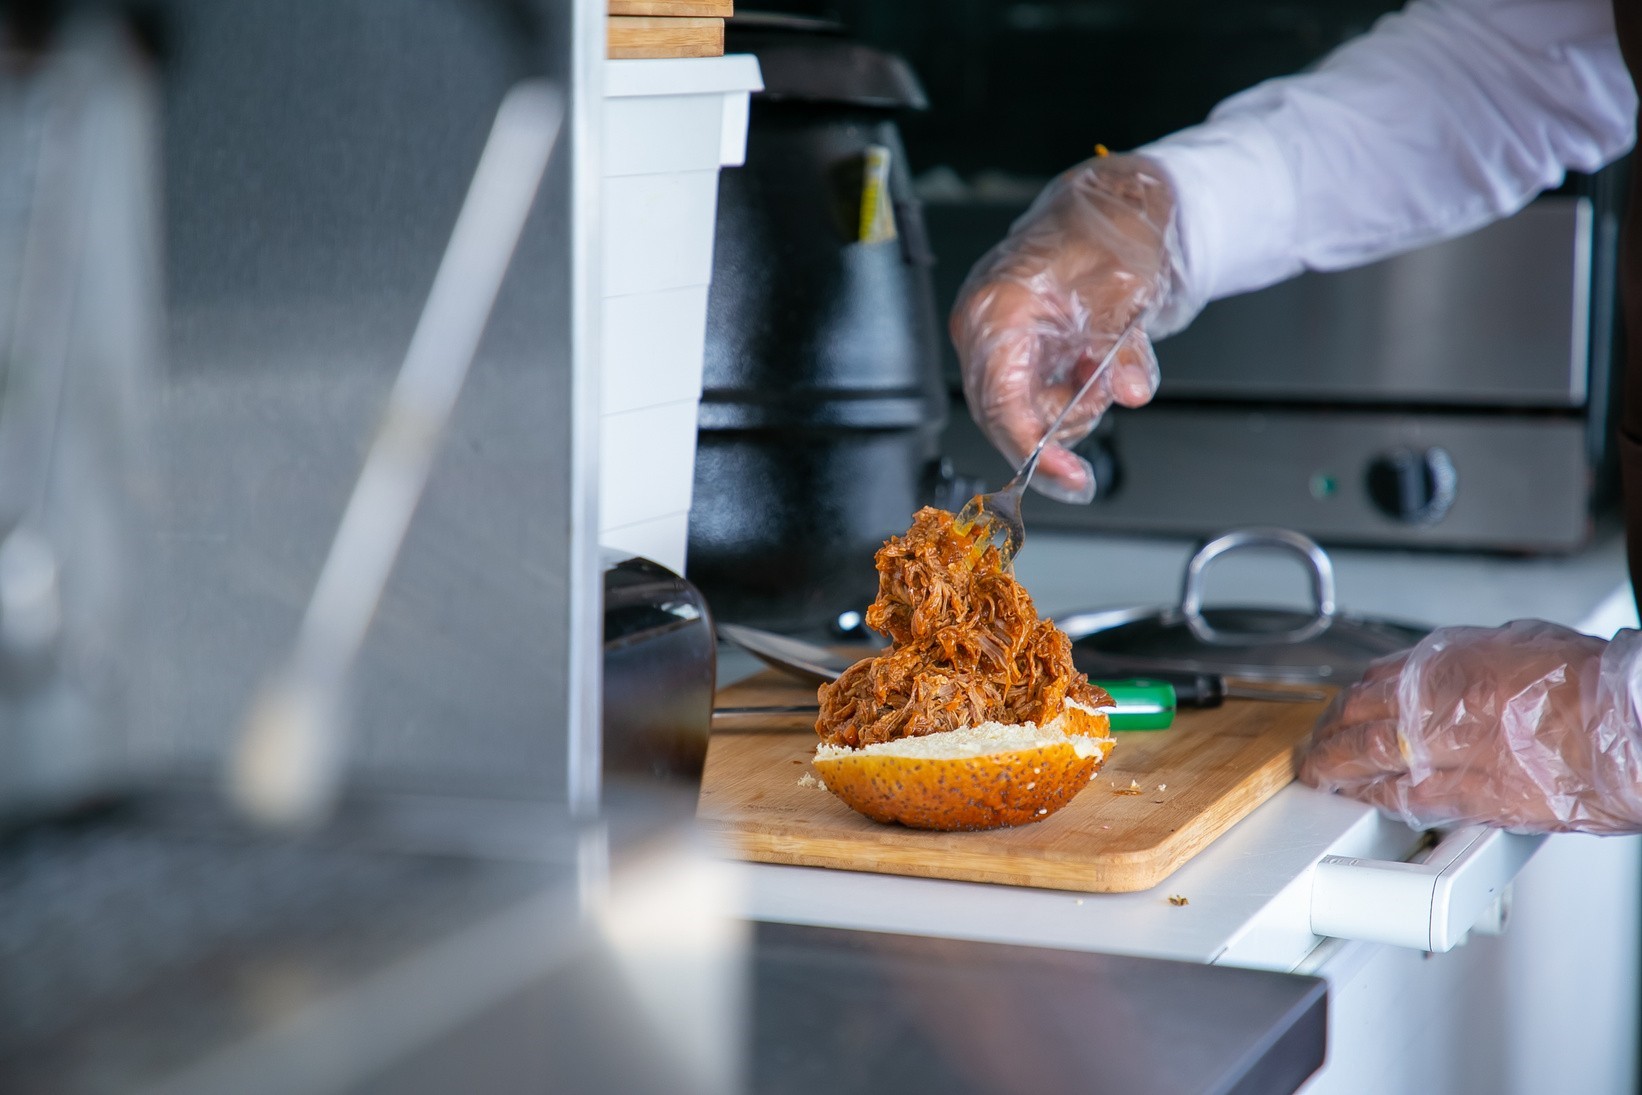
[1180,528,1338,647]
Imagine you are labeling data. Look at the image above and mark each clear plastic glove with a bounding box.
[1299,620,1642,834]
[950,153,1182,504]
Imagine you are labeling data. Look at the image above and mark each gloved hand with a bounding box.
[950,153,1182,504]
[1299,619,1642,834]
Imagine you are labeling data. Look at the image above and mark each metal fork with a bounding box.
[956,314,1142,564]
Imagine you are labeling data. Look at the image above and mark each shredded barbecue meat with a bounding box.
[815,506,1111,748]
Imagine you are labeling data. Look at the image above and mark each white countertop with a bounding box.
[713,527,1637,970]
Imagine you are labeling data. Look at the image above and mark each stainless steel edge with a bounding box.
[566,0,604,816]
[1569,195,1593,405]
[1155,196,1593,406]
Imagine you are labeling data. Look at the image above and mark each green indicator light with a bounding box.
[1310,473,1338,500]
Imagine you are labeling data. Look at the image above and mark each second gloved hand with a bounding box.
[950,153,1181,504]
[1300,620,1642,834]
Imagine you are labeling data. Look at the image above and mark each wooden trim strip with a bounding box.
[608,15,725,59]
[609,0,732,16]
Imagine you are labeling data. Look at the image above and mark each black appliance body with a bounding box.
[602,552,716,792]
[687,17,970,632]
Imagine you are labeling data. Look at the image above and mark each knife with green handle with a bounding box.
[714,678,1175,730]
[1091,676,1323,729]
[1094,679,1176,730]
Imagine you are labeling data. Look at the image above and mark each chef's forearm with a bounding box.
[1138,0,1634,334]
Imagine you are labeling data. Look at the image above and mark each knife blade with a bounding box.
[717,626,1176,729]
[717,623,1325,707]
[1114,671,1327,706]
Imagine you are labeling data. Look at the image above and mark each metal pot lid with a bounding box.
[726,17,929,111]
[1057,528,1430,685]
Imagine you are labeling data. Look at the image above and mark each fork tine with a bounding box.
[960,314,1144,563]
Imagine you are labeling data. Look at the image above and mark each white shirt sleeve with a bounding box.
[1139,0,1636,334]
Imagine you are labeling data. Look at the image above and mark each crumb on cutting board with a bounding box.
[797,772,827,791]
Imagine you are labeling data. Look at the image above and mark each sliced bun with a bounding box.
[811,702,1114,831]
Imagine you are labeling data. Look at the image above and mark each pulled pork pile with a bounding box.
[815,507,1111,748]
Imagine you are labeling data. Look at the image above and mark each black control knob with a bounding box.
[1073,433,1122,500]
[1365,446,1457,526]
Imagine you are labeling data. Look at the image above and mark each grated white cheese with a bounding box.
[815,701,1110,763]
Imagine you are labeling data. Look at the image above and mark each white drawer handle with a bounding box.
[1310,826,1546,952]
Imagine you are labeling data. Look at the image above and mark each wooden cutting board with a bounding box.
[697,671,1332,893]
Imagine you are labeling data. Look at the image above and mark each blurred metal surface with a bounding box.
[229,80,565,829]
[0,795,748,1095]
[141,0,599,806]
[750,923,1327,1095]
[0,15,158,823]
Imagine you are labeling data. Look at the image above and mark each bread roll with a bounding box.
[812,701,1114,831]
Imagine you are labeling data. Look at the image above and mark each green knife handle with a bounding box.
[1094,678,1177,731]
